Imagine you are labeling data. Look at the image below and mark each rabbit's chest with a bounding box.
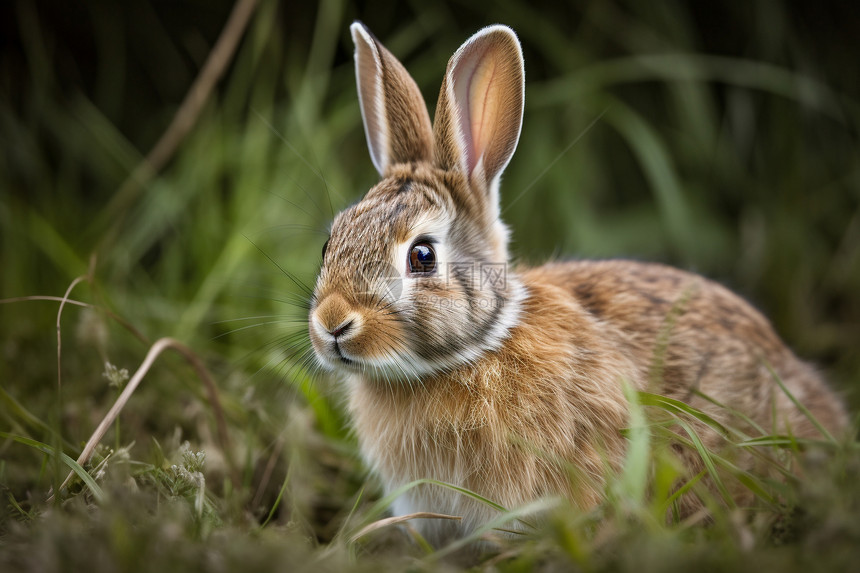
[351,381,504,482]
[347,370,581,511]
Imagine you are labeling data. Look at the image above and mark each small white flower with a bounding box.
[102,362,129,389]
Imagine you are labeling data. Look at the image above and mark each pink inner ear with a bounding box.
[468,57,500,173]
[453,44,503,178]
[438,26,523,185]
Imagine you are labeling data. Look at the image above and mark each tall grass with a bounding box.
[1,0,858,571]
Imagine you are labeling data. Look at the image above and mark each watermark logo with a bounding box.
[447,262,475,290]
[414,292,505,311]
[357,260,403,301]
[479,263,506,289]
[446,262,507,291]
[353,260,507,303]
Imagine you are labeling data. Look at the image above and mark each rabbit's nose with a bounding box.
[312,293,359,340]
[329,319,354,338]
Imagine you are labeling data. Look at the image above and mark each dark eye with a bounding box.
[408,241,436,274]
[322,238,329,259]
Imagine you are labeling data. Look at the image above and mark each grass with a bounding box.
[1,0,859,571]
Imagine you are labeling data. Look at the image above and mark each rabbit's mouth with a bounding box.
[308,316,363,371]
[331,340,355,366]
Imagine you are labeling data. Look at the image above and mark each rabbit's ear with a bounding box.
[351,22,434,176]
[433,26,524,212]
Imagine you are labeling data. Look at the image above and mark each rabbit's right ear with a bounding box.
[433,26,524,219]
[350,22,434,176]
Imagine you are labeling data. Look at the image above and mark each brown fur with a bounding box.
[352,24,433,174]
[309,24,849,545]
[347,261,846,541]
[348,275,633,540]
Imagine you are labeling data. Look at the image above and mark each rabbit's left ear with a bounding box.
[433,26,524,212]
[351,22,434,176]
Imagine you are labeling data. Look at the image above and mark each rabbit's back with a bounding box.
[533,258,848,439]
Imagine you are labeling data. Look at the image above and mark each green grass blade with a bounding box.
[616,382,651,508]
[691,389,767,437]
[669,420,735,507]
[1,432,106,503]
[427,498,561,562]
[359,478,509,527]
[639,391,730,438]
[764,363,836,443]
[0,386,74,449]
[259,453,293,529]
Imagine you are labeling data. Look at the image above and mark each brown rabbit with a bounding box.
[308,22,848,544]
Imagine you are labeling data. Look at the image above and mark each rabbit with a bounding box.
[308,22,849,544]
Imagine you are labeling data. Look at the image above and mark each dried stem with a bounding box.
[349,512,462,544]
[1,295,150,346]
[99,0,259,250]
[55,337,238,496]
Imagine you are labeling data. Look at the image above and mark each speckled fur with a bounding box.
[308,23,848,545]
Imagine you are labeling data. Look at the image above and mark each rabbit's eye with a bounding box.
[322,238,330,259]
[408,242,436,274]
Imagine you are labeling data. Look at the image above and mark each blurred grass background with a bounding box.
[1,0,859,571]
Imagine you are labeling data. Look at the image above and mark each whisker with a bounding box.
[268,186,325,221]
[210,319,303,340]
[211,314,297,324]
[244,235,315,298]
[249,223,330,241]
[251,107,346,209]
